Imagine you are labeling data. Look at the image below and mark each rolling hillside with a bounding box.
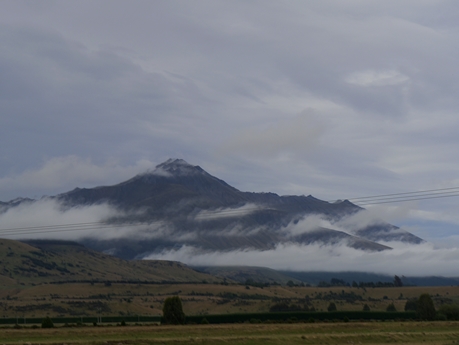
[0,239,221,286]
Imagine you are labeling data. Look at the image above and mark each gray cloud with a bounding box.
[1,0,459,246]
[0,156,154,199]
[0,198,187,242]
[222,110,326,158]
[143,241,459,277]
[0,198,118,240]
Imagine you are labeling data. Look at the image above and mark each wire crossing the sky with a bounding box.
[0,186,458,237]
[346,186,459,206]
[0,207,266,237]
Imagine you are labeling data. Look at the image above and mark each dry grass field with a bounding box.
[2,321,459,344]
[1,282,459,318]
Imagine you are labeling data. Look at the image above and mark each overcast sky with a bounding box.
[1,1,459,245]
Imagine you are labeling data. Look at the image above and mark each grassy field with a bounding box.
[1,282,459,318]
[2,321,459,344]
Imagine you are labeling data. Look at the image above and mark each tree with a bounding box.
[327,302,337,312]
[386,303,397,312]
[41,316,54,328]
[393,275,403,287]
[363,304,370,311]
[162,296,185,325]
[416,294,436,320]
[404,299,417,311]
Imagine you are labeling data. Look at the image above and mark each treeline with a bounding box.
[317,275,405,288]
[49,280,215,285]
[186,311,416,324]
[0,315,161,325]
[0,311,416,326]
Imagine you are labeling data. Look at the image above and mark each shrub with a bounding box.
[327,302,337,312]
[438,303,459,320]
[41,316,54,328]
[386,303,397,312]
[416,294,436,321]
[201,318,209,324]
[404,299,417,311]
[162,296,186,325]
[435,313,447,321]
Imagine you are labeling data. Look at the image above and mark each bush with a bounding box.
[363,304,370,311]
[404,299,418,311]
[386,303,397,312]
[162,296,186,325]
[201,318,209,324]
[416,294,436,321]
[327,302,337,312]
[435,312,447,321]
[438,303,459,320]
[41,317,54,328]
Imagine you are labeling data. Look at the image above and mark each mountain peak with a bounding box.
[158,158,191,168]
[149,158,204,177]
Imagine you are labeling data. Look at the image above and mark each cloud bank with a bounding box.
[0,198,458,276]
[144,241,459,277]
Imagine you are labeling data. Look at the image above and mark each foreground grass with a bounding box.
[2,321,459,345]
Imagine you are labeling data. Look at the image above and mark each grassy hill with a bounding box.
[194,266,302,286]
[0,239,221,286]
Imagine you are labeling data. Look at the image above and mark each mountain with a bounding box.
[3,159,423,259]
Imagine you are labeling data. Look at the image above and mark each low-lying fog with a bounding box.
[1,198,459,277]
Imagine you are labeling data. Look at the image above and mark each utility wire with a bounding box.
[0,207,267,237]
[348,186,459,201]
[1,187,459,237]
[354,192,459,206]
[347,187,459,206]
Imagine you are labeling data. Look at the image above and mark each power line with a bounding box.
[346,187,459,206]
[354,192,459,206]
[0,223,131,237]
[348,186,459,201]
[0,187,458,237]
[0,207,268,237]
